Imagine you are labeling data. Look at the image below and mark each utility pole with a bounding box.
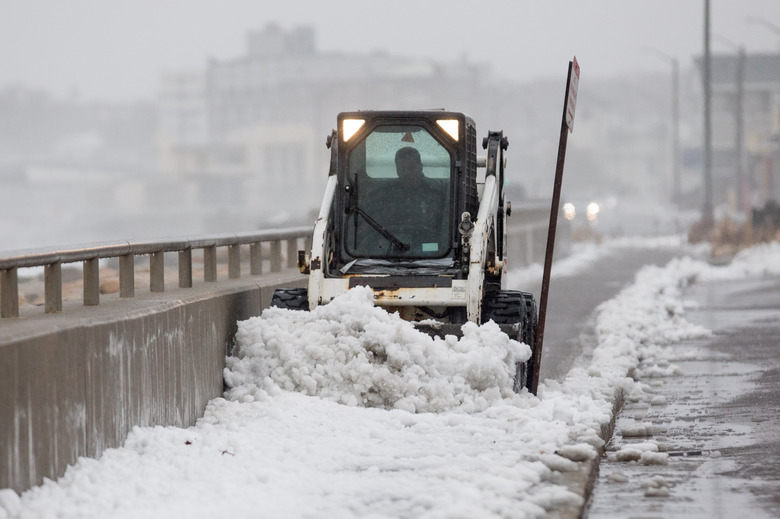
[702,0,714,228]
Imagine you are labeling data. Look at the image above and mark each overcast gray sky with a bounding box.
[1,0,779,102]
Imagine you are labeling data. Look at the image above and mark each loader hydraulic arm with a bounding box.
[465,131,508,322]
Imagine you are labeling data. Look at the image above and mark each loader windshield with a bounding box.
[344,125,452,259]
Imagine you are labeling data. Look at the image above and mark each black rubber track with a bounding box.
[482,290,538,393]
[270,287,309,310]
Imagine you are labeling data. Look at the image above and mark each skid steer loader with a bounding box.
[272,110,538,393]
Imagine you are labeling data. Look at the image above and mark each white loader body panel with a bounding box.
[467,174,498,323]
[316,277,468,307]
[307,175,338,311]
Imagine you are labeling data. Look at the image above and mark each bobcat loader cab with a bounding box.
[273,110,538,392]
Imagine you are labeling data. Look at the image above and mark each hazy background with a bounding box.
[3,1,779,100]
[1,0,779,250]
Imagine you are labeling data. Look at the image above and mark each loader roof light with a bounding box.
[342,119,365,142]
[436,119,459,141]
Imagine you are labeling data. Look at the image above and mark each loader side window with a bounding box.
[345,125,452,259]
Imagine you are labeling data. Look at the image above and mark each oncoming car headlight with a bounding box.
[563,202,576,221]
[586,202,600,221]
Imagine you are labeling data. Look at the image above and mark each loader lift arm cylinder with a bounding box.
[466,131,505,323]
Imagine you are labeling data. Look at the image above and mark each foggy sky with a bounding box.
[2,0,779,102]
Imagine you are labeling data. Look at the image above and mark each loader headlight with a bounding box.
[436,119,459,141]
[342,119,365,142]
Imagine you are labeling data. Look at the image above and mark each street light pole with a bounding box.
[702,0,714,228]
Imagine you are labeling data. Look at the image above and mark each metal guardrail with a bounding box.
[0,226,311,319]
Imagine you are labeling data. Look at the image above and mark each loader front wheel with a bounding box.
[481,290,538,394]
[270,287,309,311]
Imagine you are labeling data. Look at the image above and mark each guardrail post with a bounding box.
[286,238,298,269]
[271,240,282,272]
[45,262,62,313]
[179,249,192,288]
[204,246,217,282]
[119,254,134,298]
[1,267,19,318]
[250,242,262,275]
[83,258,100,306]
[228,244,241,279]
[150,252,164,292]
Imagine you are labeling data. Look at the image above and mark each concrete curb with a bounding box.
[549,387,624,519]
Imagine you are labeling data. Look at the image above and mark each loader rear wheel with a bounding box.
[270,287,309,310]
[481,290,538,394]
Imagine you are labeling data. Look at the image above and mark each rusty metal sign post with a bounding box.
[530,57,579,395]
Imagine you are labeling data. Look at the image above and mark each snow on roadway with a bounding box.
[507,234,693,291]
[2,240,779,519]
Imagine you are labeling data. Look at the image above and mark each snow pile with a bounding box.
[6,242,778,518]
[700,241,780,279]
[508,235,694,291]
[507,242,603,290]
[8,391,586,519]
[225,286,530,413]
[540,257,712,414]
[593,260,712,371]
[0,490,20,519]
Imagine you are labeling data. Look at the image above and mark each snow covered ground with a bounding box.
[507,235,694,293]
[3,240,779,519]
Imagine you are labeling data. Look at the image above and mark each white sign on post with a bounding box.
[565,57,580,132]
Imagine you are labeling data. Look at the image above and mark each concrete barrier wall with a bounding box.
[506,203,571,268]
[0,213,566,495]
[0,273,306,494]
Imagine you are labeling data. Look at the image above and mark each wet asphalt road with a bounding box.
[587,273,780,518]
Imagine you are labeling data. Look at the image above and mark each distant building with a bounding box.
[157,70,209,177]
[692,52,780,211]
[156,24,489,222]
